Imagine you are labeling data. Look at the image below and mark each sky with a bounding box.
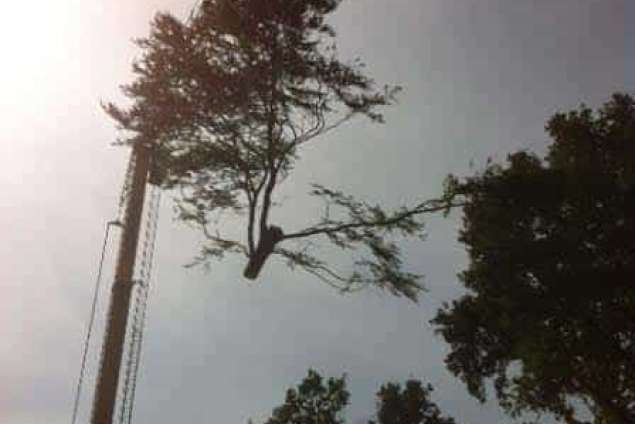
[0,1,631,423]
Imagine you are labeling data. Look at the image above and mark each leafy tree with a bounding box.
[259,370,458,424]
[105,0,458,301]
[433,94,635,423]
[371,380,457,424]
[263,370,349,424]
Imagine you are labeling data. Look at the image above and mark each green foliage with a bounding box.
[264,370,349,424]
[259,371,458,424]
[433,94,635,423]
[105,0,455,300]
[372,381,457,424]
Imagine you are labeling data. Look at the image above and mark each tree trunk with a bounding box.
[243,225,283,279]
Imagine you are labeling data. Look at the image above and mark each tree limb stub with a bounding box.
[243,225,284,279]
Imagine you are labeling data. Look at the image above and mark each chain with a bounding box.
[117,182,162,424]
[118,283,140,424]
[126,185,161,424]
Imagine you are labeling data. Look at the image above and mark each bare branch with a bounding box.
[201,222,249,257]
[283,199,465,241]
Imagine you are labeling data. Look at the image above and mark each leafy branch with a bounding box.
[106,0,462,301]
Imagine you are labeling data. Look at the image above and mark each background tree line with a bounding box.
[258,93,634,424]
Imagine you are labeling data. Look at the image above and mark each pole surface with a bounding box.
[91,143,152,424]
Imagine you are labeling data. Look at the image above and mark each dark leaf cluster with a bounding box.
[372,380,457,424]
[264,370,349,424]
[433,93,635,424]
[259,370,459,424]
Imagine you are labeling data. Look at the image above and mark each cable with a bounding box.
[71,153,134,424]
[70,220,122,424]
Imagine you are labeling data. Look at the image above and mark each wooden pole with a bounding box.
[91,143,152,424]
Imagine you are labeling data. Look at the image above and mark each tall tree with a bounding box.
[433,94,635,423]
[105,0,457,301]
[371,380,457,424]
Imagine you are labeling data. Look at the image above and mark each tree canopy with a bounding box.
[264,370,349,424]
[106,0,457,301]
[433,93,635,423]
[259,370,458,424]
[371,380,457,424]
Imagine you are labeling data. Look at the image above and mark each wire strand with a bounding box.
[71,152,133,424]
[70,220,121,424]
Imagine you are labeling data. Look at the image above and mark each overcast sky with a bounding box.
[1,1,631,423]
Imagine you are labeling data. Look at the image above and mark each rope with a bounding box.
[70,153,134,424]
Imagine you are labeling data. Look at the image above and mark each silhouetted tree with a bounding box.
[433,94,635,423]
[260,370,458,424]
[264,370,349,424]
[105,0,459,301]
[371,380,457,424]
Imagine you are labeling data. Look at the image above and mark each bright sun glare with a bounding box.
[0,1,80,103]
